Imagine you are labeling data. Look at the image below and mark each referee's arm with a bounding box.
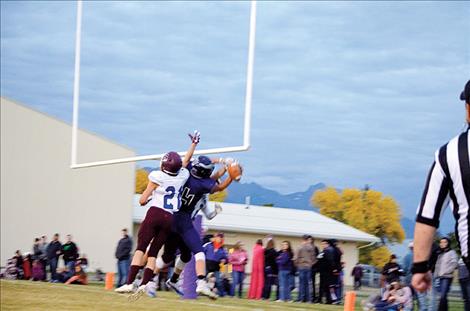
[412,149,450,291]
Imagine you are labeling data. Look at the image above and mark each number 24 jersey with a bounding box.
[148,168,189,213]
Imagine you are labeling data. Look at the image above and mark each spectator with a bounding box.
[402,242,414,285]
[46,233,62,282]
[13,250,24,279]
[62,234,79,272]
[308,236,320,303]
[65,263,88,285]
[248,239,264,299]
[31,259,45,281]
[229,241,248,298]
[458,258,470,311]
[330,239,343,303]
[276,240,294,302]
[317,240,330,304]
[4,258,18,280]
[77,254,88,272]
[32,237,47,281]
[351,262,363,290]
[32,238,42,261]
[262,237,279,300]
[434,237,458,311]
[157,265,170,291]
[204,232,228,296]
[381,254,403,288]
[428,242,440,311]
[375,281,413,311]
[295,234,315,303]
[322,239,340,304]
[115,228,133,288]
[23,253,32,280]
[402,241,427,311]
[39,235,48,280]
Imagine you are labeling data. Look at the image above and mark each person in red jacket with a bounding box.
[248,239,265,299]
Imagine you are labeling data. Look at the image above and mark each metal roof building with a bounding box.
[133,196,379,285]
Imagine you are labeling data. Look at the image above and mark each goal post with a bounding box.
[70,1,257,169]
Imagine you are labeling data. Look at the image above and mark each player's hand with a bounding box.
[188,130,200,144]
[220,157,235,165]
[412,271,432,293]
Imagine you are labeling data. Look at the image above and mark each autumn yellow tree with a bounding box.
[311,187,405,267]
[368,246,392,268]
[209,189,228,202]
[135,169,149,194]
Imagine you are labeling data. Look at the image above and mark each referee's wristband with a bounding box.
[411,261,430,274]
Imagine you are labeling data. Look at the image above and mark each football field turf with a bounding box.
[1,280,343,311]
[1,280,465,311]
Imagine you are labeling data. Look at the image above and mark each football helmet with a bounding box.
[191,155,214,179]
[160,151,182,176]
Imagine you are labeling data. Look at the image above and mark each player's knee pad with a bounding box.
[194,252,205,262]
[156,257,169,270]
[175,257,187,271]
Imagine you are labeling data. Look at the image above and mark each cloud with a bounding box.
[1,1,469,220]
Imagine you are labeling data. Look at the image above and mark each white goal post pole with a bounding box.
[243,0,256,149]
[70,0,256,169]
[71,0,83,167]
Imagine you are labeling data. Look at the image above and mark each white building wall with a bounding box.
[1,97,135,272]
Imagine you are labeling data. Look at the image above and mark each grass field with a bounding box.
[0,280,465,311]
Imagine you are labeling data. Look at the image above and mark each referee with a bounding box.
[412,79,470,293]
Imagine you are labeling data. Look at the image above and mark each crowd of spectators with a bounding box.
[363,236,470,311]
[198,233,345,304]
[1,233,88,285]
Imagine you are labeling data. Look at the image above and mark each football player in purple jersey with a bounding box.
[154,156,237,299]
[115,131,200,297]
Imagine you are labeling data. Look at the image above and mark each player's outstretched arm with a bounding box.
[211,165,227,180]
[139,182,158,206]
[182,130,200,168]
[211,176,233,193]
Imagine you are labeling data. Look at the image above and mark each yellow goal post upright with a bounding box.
[70,0,257,169]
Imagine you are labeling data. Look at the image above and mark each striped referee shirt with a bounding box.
[416,126,470,257]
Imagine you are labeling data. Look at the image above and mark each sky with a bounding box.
[1,1,469,228]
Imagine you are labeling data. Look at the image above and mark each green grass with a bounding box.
[1,280,342,311]
[0,280,465,311]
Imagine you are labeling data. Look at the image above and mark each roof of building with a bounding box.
[133,195,380,243]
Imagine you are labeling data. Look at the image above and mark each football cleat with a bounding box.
[196,279,218,300]
[115,283,134,294]
[165,279,184,296]
[145,281,157,298]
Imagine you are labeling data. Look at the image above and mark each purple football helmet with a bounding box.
[160,151,182,176]
[191,155,214,179]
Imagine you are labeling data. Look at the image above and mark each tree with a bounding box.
[135,169,149,194]
[209,189,228,202]
[369,246,392,268]
[311,186,405,267]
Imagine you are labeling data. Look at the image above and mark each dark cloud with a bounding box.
[1,1,469,220]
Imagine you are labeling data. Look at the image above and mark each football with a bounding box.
[228,162,243,181]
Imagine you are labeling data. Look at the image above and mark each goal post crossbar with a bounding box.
[70,1,256,169]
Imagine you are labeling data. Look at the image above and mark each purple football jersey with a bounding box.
[178,161,216,214]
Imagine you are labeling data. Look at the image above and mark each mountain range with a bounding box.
[141,166,435,238]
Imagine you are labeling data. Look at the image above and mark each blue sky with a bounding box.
[1,1,469,229]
